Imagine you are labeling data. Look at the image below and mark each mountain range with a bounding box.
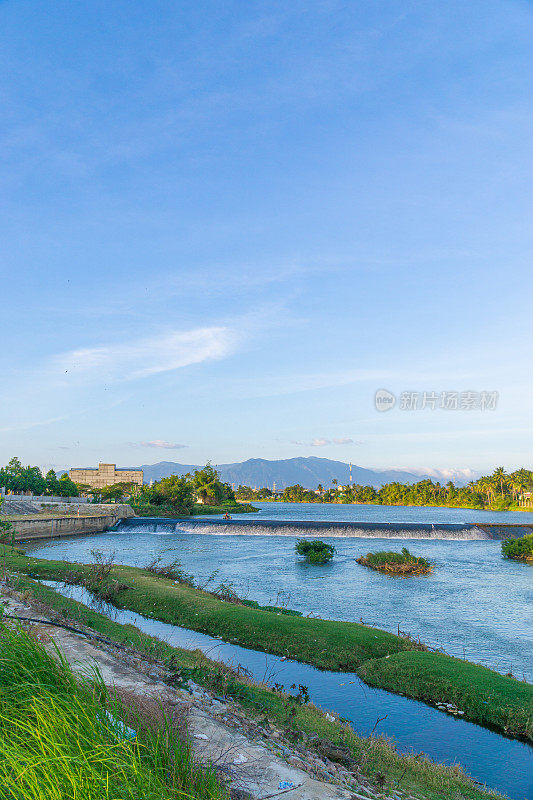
[136,457,472,490]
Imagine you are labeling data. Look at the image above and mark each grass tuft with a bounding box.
[0,621,228,800]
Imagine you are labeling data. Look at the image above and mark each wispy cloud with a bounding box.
[293,436,359,447]
[0,416,67,434]
[46,326,238,386]
[130,440,187,450]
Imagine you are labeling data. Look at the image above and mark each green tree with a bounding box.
[492,467,509,498]
[154,475,195,512]
[192,463,224,506]
[57,473,79,497]
[45,469,60,496]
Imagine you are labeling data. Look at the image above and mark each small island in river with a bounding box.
[357,547,434,576]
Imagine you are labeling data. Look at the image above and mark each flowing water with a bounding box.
[25,503,533,799]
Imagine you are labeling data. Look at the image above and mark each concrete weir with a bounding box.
[116,517,533,540]
[3,505,135,541]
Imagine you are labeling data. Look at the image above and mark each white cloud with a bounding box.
[132,440,187,450]
[47,326,238,385]
[293,436,359,447]
[413,467,481,484]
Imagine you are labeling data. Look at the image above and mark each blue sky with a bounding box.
[1,0,532,476]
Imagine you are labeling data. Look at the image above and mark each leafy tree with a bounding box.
[192,463,225,506]
[153,475,195,512]
[45,469,61,496]
[502,533,533,561]
[99,483,134,502]
[57,473,79,497]
[492,466,509,497]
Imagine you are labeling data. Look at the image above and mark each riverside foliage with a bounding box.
[132,463,242,516]
[501,533,533,562]
[7,546,533,743]
[0,457,79,497]
[14,578,508,800]
[237,466,533,511]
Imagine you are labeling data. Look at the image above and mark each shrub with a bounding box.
[295,539,336,564]
[501,533,533,562]
[144,557,195,586]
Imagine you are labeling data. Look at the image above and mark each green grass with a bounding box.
[15,556,413,670]
[0,619,227,800]
[10,575,506,800]
[358,651,533,740]
[5,545,532,742]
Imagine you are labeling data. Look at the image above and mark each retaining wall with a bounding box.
[6,507,135,541]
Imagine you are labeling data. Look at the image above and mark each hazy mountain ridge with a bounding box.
[136,457,470,490]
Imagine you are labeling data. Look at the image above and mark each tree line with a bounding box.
[236,467,533,511]
[0,457,79,497]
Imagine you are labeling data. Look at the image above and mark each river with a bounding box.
[25,502,533,799]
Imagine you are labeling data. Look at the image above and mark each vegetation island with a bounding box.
[357,547,434,576]
[236,466,533,512]
[501,533,533,563]
[295,538,336,564]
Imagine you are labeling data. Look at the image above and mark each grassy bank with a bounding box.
[0,618,227,800]
[358,651,532,738]
[5,546,532,741]
[9,574,505,800]
[131,502,258,517]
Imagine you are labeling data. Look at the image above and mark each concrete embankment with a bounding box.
[3,504,135,541]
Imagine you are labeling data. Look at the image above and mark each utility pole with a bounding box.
[350,463,352,484]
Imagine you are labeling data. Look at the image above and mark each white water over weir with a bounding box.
[113,517,523,539]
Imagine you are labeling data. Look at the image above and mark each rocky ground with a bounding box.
[0,584,427,800]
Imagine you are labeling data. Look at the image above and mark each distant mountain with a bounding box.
[137,457,453,490]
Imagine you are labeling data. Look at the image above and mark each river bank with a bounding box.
[131,502,259,517]
[6,545,532,743]
[2,573,511,800]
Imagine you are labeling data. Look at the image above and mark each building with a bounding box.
[69,463,143,490]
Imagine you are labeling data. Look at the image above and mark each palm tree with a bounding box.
[477,477,493,506]
[492,467,509,498]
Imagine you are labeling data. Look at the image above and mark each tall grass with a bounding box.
[0,623,227,800]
